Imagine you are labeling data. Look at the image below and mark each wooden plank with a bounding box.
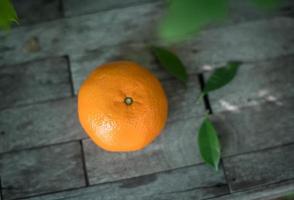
[13,0,63,25]
[0,142,86,200]
[63,0,157,17]
[0,71,204,154]
[210,97,294,157]
[176,17,294,72]
[83,114,204,185]
[223,143,294,192]
[0,57,72,110]
[1,2,294,67]
[62,0,294,20]
[26,164,228,200]
[206,179,294,200]
[70,44,167,95]
[225,0,294,24]
[206,55,294,113]
[0,97,85,154]
[0,2,162,66]
[162,75,205,123]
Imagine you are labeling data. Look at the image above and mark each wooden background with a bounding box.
[0,0,294,199]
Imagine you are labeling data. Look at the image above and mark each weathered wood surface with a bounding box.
[0,73,204,154]
[0,142,86,200]
[0,97,85,154]
[69,43,203,94]
[70,44,164,94]
[207,56,294,113]
[62,0,294,21]
[83,116,203,185]
[26,164,228,200]
[176,17,294,73]
[0,2,162,66]
[223,143,294,192]
[0,57,72,110]
[207,179,294,200]
[210,97,294,157]
[83,96,294,187]
[0,0,293,199]
[1,4,294,68]
[63,0,157,17]
[13,0,63,25]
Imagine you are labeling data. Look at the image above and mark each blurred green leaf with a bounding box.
[0,0,18,30]
[198,117,221,170]
[151,46,188,83]
[203,61,241,94]
[251,0,281,10]
[159,0,228,43]
[283,192,294,200]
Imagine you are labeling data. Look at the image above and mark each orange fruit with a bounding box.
[78,61,168,152]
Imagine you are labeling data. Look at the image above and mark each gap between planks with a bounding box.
[0,177,3,200]
[79,140,90,186]
[65,55,76,97]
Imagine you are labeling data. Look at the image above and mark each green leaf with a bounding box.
[203,61,241,94]
[198,117,221,170]
[159,0,228,43]
[151,46,188,83]
[251,0,281,10]
[0,0,18,30]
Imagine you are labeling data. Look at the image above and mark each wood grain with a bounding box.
[63,0,158,17]
[206,179,294,200]
[0,97,85,154]
[69,17,294,88]
[0,142,86,200]
[210,97,294,157]
[223,143,294,192]
[69,44,163,94]
[13,0,63,25]
[206,55,294,113]
[26,164,228,200]
[0,57,72,110]
[0,2,162,66]
[0,70,204,153]
[62,0,294,21]
[1,5,294,68]
[83,115,204,185]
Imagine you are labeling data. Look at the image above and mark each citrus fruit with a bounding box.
[78,61,168,152]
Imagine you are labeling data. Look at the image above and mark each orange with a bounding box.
[78,61,168,152]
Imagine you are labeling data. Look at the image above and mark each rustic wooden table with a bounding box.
[0,0,294,199]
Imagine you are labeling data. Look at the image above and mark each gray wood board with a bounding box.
[0,70,205,153]
[63,0,158,17]
[0,97,85,154]
[26,164,228,200]
[210,96,294,157]
[206,179,294,200]
[0,142,86,200]
[1,2,294,68]
[223,143,294,192]
[0,2,162,66]
[0,57,72,110]
[175,17,294,72]
[70,44,166,95]
[206,55,294,113]
[13,0,63,26]
[62,0,294,21]
[83,115,203,185]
